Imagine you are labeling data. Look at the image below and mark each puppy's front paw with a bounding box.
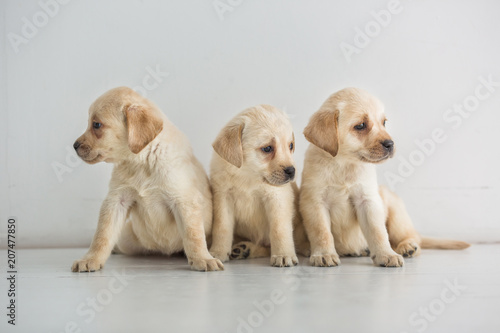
[270,254,298,267]
[310,253,341,267]
[396,240,420,258]
[209,249,230,262]
[189,258,224,271]
[371,252,404,267]
[71,258,104,272]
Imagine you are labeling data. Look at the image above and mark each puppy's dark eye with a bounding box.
[289,142,294,150]
[383,120,387,127]
[262,146,273,153]
[354,123,366,130]
[93,122,102,129]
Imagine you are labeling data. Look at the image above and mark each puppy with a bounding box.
[300,87,470,267]
[209,105,310,267]
[72,87,223,272]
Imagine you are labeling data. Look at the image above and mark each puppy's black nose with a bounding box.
[381,140,394,151]
[73,141,81,150]
[283,166,295,179]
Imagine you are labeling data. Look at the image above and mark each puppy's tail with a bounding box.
[421,237,471,250]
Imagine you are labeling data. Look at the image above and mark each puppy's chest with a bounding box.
[324,185,357,223]
[116,171,174,208]
[229,187,266,224]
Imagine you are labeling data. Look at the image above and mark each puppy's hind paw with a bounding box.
[230,242,251,260]
[296,243,311,257]
[189,258,224,272]
[361,248,371,257]
[310,253,340,267]
[344,248,370,257]
[396,240,420,258]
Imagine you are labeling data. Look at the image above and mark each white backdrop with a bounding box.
[1,0,499,248]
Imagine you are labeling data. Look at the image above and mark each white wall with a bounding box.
[1,0,499,248]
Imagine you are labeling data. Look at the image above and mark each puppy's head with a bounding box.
[73,87,163,164]
[304,87,394,164]
[213,105,296,186]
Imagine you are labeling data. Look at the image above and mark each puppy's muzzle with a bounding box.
[73,139,100,163]
[381,140,394,154]
[283,166,295,181]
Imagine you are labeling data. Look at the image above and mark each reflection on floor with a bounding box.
[0,244,498,333]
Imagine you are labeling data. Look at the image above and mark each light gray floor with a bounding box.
[1,245,499,333]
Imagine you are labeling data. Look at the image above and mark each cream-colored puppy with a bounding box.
[72,87,223,272]
[209,105,310,267]
[300,87,470,267]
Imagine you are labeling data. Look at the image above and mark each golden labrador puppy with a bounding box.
[300,87,469,267]
[209,105,310,267]
[72,87,223,272]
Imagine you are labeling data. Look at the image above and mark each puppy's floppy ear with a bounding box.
[124,104,163,154]
[212,123,244,168]
[303,109,339,157]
